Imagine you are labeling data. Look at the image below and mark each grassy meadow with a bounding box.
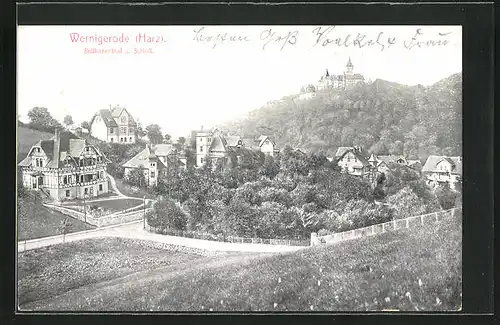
[17,192,95,241]
[18,215,461,312]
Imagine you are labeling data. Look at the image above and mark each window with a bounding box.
[130,137,132,142]
[63,176,68,184]
[66,190,70,197]
[200,146,203,152]
[68,175,72,183]
[99,184,103,191]
[151,171,155,178]
[36,147,40,153]
[84,188,88,195]
[85,147,89,152]
[121,127,126,133]
[120,138,123,142]
[129,127,134,134]
[121,116,126,123]
[80,175,84,182]
[208,138,212,143]
[124,137,127,142]
[32,182,36,189]
[200,157,204,164]
[110,128,114,134]
[100,171,104,178]
[110,138,114,142]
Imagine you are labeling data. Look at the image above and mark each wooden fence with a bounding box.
[312,207,462,246]
[146,224,310,247]
[44,203,153,227]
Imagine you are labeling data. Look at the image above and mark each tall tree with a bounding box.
[177,136,186,146]
[63,115,74,128]
[81,121,91,132]
[145,124,163,144]
[27,107,62,131]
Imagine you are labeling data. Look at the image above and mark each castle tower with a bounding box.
[345,57,354,75]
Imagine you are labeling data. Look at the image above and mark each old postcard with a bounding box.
[17,25,462,312]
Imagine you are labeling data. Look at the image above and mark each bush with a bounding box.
[434,184,459,210]
[147,197,187,231]
[387,187,426,220]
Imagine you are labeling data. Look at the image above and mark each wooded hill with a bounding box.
[224,73,462,162]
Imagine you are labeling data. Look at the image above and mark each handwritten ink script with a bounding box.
[193,26,454,51]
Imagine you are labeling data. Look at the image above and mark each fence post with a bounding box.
[393,219,397,231]
[406,218,409,228]
[371,225,375,235]
[381,223,385,233]
[435,212,439,222]
[420,215,424,225]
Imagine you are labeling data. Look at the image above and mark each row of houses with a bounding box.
[18,124,461,202]
[193,127,279,168]
[334,146,462,191]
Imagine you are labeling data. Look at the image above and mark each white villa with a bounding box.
[89,106,137,144]
[122,144,186,187]
[422,155,463,191]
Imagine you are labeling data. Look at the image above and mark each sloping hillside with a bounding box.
[17,126,54,162]
[225,73,462,162]
[19,215,461,312]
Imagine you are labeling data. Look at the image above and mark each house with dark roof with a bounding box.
[89,105,138,144]
[18,129,110,201]
[194,127,279,168]
[422,155,462,191]
[335,146,372,177]
[122,144,186,187]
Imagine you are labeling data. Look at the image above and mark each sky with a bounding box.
[17,25,462,138]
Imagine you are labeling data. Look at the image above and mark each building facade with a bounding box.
[122,144,186,187]
[194,127,279,168]
[317,58,365,91]
[422,156,462,191]
[90,105,137,144]
[18,129,110,201]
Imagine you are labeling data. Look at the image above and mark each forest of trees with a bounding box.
[224,73,462,163]
[146,147,461,241]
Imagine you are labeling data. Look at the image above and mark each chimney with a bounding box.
[201,125,204,131]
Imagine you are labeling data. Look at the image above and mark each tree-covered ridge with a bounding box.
[225,73,462,162]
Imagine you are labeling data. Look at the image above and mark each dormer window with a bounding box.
[121,116,126,123]
[35,147,40,153]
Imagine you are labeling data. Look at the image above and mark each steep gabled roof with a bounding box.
[111,107,137,126]
[18,130,97,169]
[335,147,354,157]
[91,109,118,127]
[376,155,407,164]
[226,136,242,147]
[242,138,260,151]
[122,146,167,169]
[422,155,462,175]
[152,144,175,156]
[337,148,371,167]
[209,134,227,152]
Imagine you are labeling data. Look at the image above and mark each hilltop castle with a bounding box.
[317,57,365,91]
